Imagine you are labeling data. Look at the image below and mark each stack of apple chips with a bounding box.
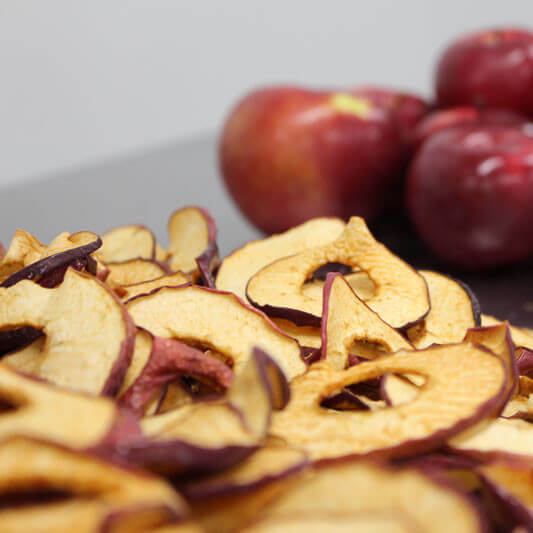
[0,206,532,532]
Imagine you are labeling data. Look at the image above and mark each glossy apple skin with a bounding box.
[436,28,533,116]
[219,86,407,234]
[407,125,533,270]
[412,107,529,150]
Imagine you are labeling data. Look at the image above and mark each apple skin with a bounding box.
[407,125,533,270]
[412,107,529,150]
[219,86,408,234]
[436,28,533,117]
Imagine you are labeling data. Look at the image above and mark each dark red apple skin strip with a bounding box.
[0,327,43,357]
[118,337,234,417]
[0,236,102,288]
[517,348,533,376]
[193,207,220,289]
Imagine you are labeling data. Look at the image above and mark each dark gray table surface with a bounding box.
[0,135,531,327]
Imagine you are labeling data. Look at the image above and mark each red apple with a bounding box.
[219,86,410,234]
[436,28,533,117]
[412,107,529,149]
[407,125,533,270]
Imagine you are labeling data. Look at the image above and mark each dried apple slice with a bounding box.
[120,271,189,301]
[216,217,345,300]
[271,343,506,462]
[180,439,309,500]
[321,274,413,369]
[0,363,121,449]
[118,348,288,475]
[99,224,157,262]
[482,314,533,350]
[168,206,219,279]
[464,323,518,409]
[0,231,100,288]
[478,461,533,530]
[125,284,306,381]
[241,461,485,533]
[272,319,321,350]
[246,217,429,329]
[119,335,234,416]
[105,258,170,287]
[0,269,135,395]
[407,271,481,348]
[0,437,185,533]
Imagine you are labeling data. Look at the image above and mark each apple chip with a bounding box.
[322,274,413,369]
[0,230,100,288]
[119,335,234,416]
[271,343,506,462]
[407,271,481,348]
[105,258,170,287]
[482,314,533,350]
[216,217,345,300]
[120,271,189,301]
[125,284,306,381]
[0,437,185,533]
[168,206,219,280]
[272,319,321,350]
[180,439,309,500]
[99,224,158,262]
[118,348,288,475]
[0,363,120,449]
[464,323,518,408]
[240,461,484,533]
[0,269,135,395]
[246,217,429,329]
[478,461,533,530]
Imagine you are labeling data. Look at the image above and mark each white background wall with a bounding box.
[1,0,532,187]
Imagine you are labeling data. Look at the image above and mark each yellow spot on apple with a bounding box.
[329,93,372,119]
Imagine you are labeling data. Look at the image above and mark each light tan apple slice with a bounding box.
[246,217,429,329]
[464,323,518,409]
[180,439,309,500]
[0,363,119,449]
[0,269,135,395]
[271,343,506,462]
[125,284,306,381]
[105,258,170,287]
[120,271,189,301]
[0,437,185,533]
[482,314,533,350]
[216,217,345,300]
[407,271,481,348]
[98,224,157,262]
[119,348,289,475]
[168,206,219,277]
[272,319,322,350]
[241,461,484,533]
[322,274,413,370]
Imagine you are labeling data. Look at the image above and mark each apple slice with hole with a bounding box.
[98,224,158,262]
[0,363,125,449]
[240,461,485,533]
[118,348,288,475]
[481,314,533,351]
[246,217,429,329]
[167,207,220,285]
[119,333,234,417]
[120,271,189,301]
[321,273,413,370]
[0,269,135,395]
[270,343,506,462]
[125,284,306,381]
[216,217,345,300]
[180,438,309,501]
[464,323,517,410]
[0,231,100,288]
[105,258,170,287]
[407,271,481,348]
[0,436,185,533]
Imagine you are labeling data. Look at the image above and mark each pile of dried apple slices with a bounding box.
[0,207,532,532]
